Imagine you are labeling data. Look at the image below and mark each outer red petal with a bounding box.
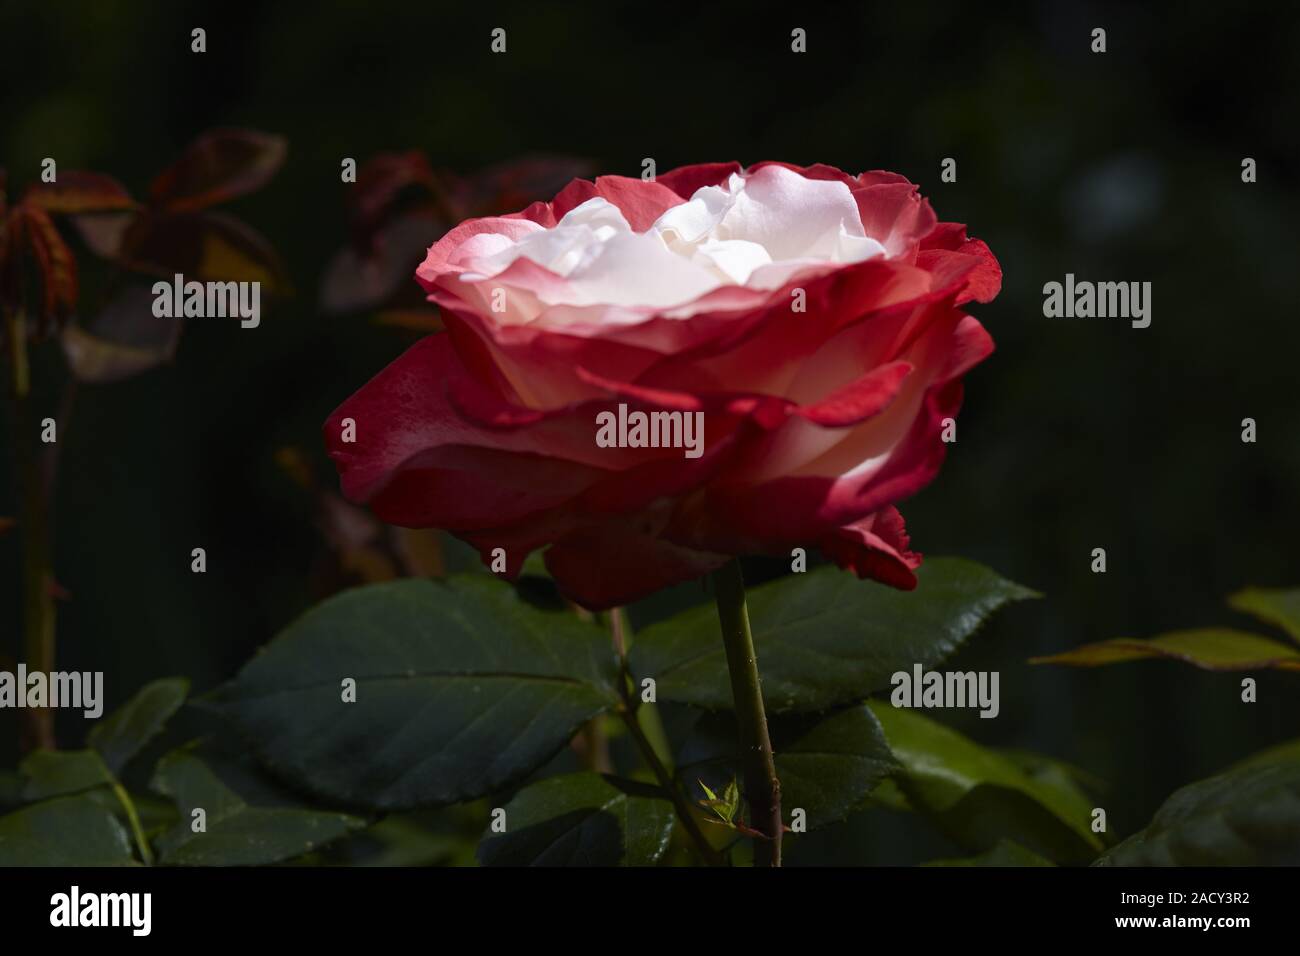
[655,161,743,199]
[919,222,1003,304]
[549,175,686,231]
[324,335,613,531]
[544,521,729,610]
[820,506,921,589]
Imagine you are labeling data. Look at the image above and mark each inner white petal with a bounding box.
[456,167,889,314]
[691,238,772,285]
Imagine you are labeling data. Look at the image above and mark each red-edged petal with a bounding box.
[549,175,686,231]
[919,222,1002,304]
[820,506,921,589]
[793,360,913,427]
[324,335,612,530]
[655,162,743,200]
[852,183,938,260]
[691,375,965,550]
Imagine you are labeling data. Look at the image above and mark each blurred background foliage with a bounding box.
[1,0,1298,864]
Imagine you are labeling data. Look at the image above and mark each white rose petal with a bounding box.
[456,166,891,318]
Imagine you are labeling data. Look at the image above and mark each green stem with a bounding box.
[574,720,612,774]
[610,607,675,767]
[109,779,154,866]
[7,308,29,398]
[6,308,55,752]
[712,559,782,867]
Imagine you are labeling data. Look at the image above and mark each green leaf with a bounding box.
[477,773,675,866]
[346,817,477,867]
[681,703,899,830]
[1228,587,1300,644]
[90,677,189,773]
[0,794,136,865]
[19,750,158,865]
[0,771,23,810]
[993,749,1107,811]
[630,558,1037,713]
[520,550,552,579]
[924,839,1055,866]
[863,777,911,812]
[1098,758,1300,866]
[869,702,1102,863]
[695,777,740,825]
[1229,738,1300,772]
[150,743,364,866]
[20,749,113,801]
[1030,629,1300,671]
[207,576,619,809]
[720,777,741,824]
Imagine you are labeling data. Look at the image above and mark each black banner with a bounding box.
[1,865,1278,941]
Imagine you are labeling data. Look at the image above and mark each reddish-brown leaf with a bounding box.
[394,528,445,578]
[149,129,287,212]
[121,210,289,292]
[71,212,134,259]
[24,172,136,214]
[351,151,438,240]
[61,284,183,383]
[371,308,444,332]
[8,204,78,330]
[462,154,595,215]
[320,213,440,313]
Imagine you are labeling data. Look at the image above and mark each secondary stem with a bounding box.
[617,708,723,866]
[711,559,782,867]
[608,607,724,866]
[109,779,154,865]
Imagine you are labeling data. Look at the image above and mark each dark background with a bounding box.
[2,0,1297,864]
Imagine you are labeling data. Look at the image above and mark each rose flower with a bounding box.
[325,162,1001,608]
